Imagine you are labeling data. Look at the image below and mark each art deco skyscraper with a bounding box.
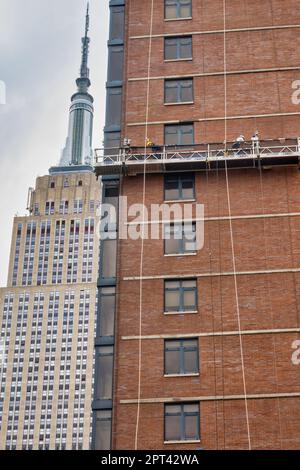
[0,5,100,450]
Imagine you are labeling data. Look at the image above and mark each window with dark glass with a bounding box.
[164,222,197,254]
[104,132,121,149]
[164,123,194,146]
[165,279,197,312]
[104,131,121,156]
[105,186,119,211]
[99,287,116,337]
[34,203,39,215]
[165,339,199,375]
[165,0,192,19]
[165,79,193,103]
[165,403,200,442]
[109,6,125,41]
[165,173,195,200]
[106,88,122,128]
[165,36,192,60]
[95,410,112,450]
[101,239,117,279]
[59,200,68,215]
[96,346,113,400]
[45,201,55,215]
[108,46,124,83]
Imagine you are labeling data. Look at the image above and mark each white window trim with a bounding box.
[164,58,193,63]
[164,373,200,377]
[164,252,197,257]
[164,101,194,106]
[164,199,196,203]
[164,310,198,315]
[164,439,201,444]
[164,17,193,22]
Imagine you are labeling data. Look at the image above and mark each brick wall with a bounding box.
[112,0,300,450]
[112,167,300,449]
[122,0,300,146]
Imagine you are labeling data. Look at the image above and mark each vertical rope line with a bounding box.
[205,166,219,449]
[222,0,252,449]
[134,0,154,451]
[216,160,227,449]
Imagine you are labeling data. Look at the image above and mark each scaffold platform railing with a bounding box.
[94,138,300,176]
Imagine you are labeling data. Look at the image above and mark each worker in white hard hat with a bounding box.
[232,135,245,157]
[251,131,260,154]
[232,135,245,149]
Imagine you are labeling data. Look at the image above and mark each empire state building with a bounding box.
[0,5,100,450]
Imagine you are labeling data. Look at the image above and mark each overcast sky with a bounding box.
[0,0,109,286]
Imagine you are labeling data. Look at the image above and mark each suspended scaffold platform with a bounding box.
[94,138,300,177]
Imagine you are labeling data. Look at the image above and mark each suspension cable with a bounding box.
[205,165,220,449]
[222,0,252,449]
[216,159,227,449]
[134,0,154,451]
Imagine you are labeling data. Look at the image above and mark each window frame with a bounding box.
[59,200,69,215]
[98,287,116,337]
[164,338,199,375]
[164,222,197,255]
[107,45,124,84]
[106,87,122,129]
[45,201,55,216]
[164,278,198,313]
[104,131,121,155]
[164,0,193,20]
[164,78,194,104]
[96,346,114,401]
[94,410,112,450]
[164,403,200,442]
[109,5,125,42]
[101,238,117,280]
[164,123,194,146]
[74,199,83,214]
[164,36,193,61]
[164,173,195,201]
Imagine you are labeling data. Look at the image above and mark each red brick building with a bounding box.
[93,0,300,450]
